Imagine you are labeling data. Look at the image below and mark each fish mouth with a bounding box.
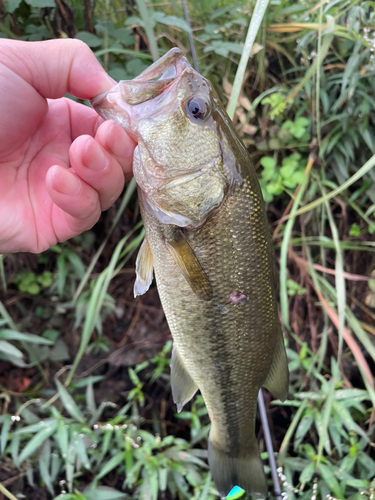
[90,48,192,122]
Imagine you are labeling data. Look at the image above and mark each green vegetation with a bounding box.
[1,0,375,499]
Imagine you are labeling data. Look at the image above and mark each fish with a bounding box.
[90,48,289,498]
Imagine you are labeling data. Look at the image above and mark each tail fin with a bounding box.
[208,437,267,499]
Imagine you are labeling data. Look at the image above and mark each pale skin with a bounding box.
[0,39,135,254]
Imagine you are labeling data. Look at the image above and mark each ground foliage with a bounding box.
[0,0,375,499]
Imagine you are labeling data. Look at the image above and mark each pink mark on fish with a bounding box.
[228,290,248,304]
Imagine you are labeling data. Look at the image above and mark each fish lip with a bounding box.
[89,90,109,109]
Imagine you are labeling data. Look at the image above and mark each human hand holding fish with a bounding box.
[92,48,289,498]
[0,39,135,254]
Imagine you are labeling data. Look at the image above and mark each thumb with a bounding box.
[0,38,114,100]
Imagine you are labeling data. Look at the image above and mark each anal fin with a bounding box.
[134,238,154,298]
[263,333,289,401]
[165,230,212,301]
[170,345,198,412]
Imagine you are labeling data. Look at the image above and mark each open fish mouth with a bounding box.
[90,48,191,111]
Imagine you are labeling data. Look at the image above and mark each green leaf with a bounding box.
[158,15,191,33]
[1,415,11,453]
[18,422,58,463]
[75,31,103,48]
[0,329,54,344]
[56,380,85,423]
[299,461,315,484]
[4,0,21,13]
[11,431,20,468]
[260,156,276,169]
[66,251,85,278]
[96,452,125,480]
[86,379,97,417]
[112,27,134,46]
[39,439,54,495]
[0,340,24,358]
[84,488,127,500]
[319,463,343,498]
[57,254,68,296]
[56,421,69,459]
[24,0,55,7]
[71,430,90,470]
[15,419,56,435]
[294,413,313,448]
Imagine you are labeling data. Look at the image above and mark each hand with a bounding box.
[0,39,135,254]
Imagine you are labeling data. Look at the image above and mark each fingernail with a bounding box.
[108,121,135,159]
[52,167,81,196]
[84,138,108,171]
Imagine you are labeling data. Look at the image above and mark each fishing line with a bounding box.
[181,0,199,72]
[181,3,283,498]
[258,390,283,500]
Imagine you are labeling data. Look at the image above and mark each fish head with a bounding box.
[91,48,234,227]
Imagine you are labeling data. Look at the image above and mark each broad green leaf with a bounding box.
[25,0,55,6]
[4,0,21,13]
[158,15,191,33]
[75,31,103,48]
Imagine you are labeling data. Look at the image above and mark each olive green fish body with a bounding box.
[141,152,281,496]
[91,48,289,498]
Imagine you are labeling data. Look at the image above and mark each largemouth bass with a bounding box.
[91,48,289,498]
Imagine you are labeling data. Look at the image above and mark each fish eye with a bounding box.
[185,96,209,121]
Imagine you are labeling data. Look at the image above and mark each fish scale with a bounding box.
[91,47,289,498]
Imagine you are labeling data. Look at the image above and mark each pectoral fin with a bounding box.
[165,231,212,301]
[171,345,198,412]
[134,238,154,298]
[263,333,289,401]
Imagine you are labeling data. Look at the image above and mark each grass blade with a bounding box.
[55,380,85,423]
[280,157,314,328]
[0,483,19,500]
[0,255,6,293]
[74,178,137,303]
[285,152,375,219]
[323,193,345,362]
[18,423,58,463]
[1,415,11,454]
[67,228,140,385]
[227,0,270,119]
